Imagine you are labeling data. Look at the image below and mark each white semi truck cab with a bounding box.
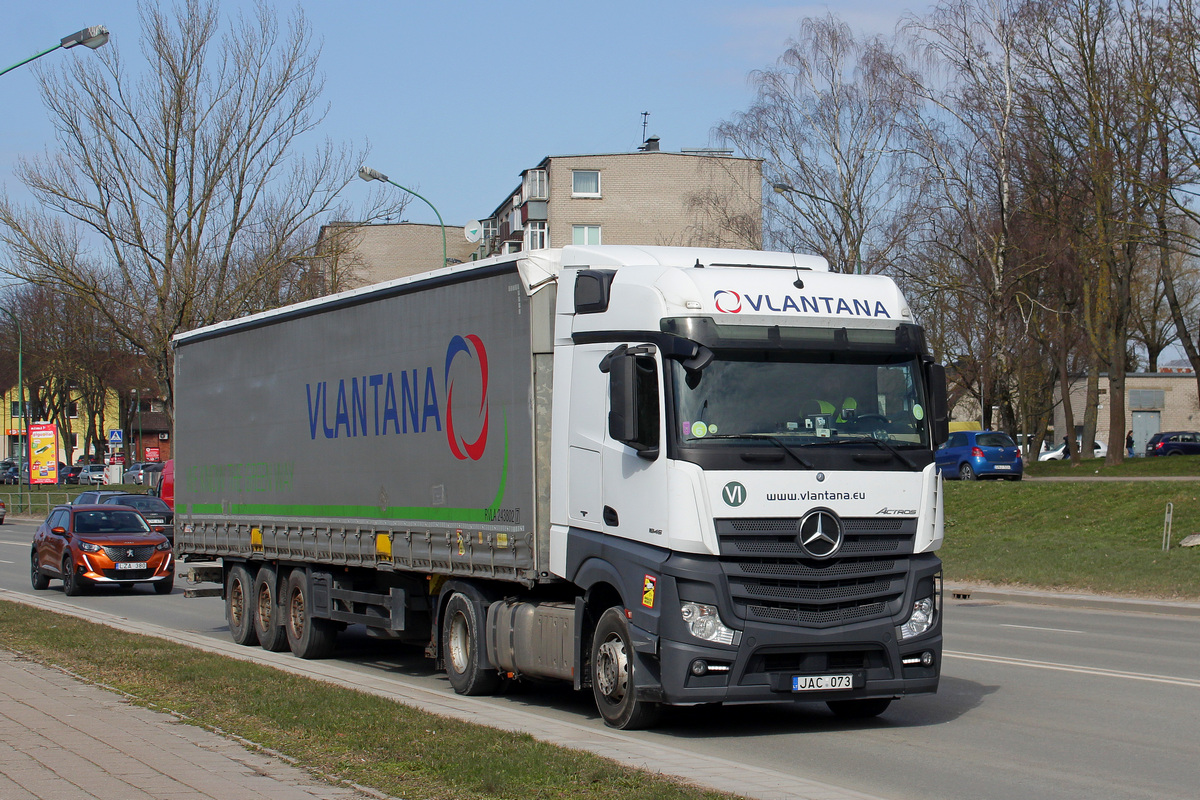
[174,245,947,730]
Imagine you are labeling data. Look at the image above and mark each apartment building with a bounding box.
[479,139,763,258]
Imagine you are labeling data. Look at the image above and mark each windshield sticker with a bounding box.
[913,404,925,420]
[691,421,708,438]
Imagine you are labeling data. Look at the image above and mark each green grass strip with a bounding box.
[943,480,1200,598]
[0,601,739,800]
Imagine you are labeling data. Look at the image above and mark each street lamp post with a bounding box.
[1,308,24,513]
[1,26,110,78]
[772,181,861,274]
[358,166,447,269]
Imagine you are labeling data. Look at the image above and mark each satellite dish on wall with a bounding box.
[465,220,483,243]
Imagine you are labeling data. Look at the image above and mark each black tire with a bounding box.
[1006,475,1022,482]
[226,565,259,646]
[827,698,892,719]
[960,463,976,481]
[590,607,661,730]
[252,565,289,652]
[30,551,49,590]
[153,572,175,595]
[441,592,501,696]
[62,555,85,597]
[284,569,336,659]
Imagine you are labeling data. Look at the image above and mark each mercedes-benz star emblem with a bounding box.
[797,509,843,559]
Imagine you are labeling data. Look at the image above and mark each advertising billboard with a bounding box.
[29,422,59,485]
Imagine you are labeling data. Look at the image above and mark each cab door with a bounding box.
[598,344,669,547]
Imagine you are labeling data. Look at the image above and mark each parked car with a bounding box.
[122,462,150,484]
[1038,440,1107,461]
[935,430,1023,481]
[1145,431,1200,456]
[0,466,19,485]
[62,465,85,484]
[30,504,173,595]
[99,494,174,542]
[73,489,132,506]
[0,499,6,524]
[77,464,109,485]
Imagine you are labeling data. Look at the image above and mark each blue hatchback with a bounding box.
[935,430,1023,481]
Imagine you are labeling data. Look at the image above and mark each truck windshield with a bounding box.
[671,351,931,450]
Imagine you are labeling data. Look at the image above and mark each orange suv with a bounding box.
[31,505,174,595]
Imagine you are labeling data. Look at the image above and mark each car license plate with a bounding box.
[116,562,147,570]
[994,464,1011,470]
[793,674,853,692]
[145,518,164,524]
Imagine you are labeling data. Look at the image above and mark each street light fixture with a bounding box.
[358,165,447,269]
[771,181,861,274]
[0,25,110,78]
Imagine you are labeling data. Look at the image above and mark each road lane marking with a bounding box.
[1001,624,1084,634]
[946,650,1200,688]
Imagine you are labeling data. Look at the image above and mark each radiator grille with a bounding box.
[100,545,156,562]
[716,517,916,628]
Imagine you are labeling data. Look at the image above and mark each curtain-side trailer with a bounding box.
[174,244,948,729]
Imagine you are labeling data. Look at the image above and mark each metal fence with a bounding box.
[4,493,74,518]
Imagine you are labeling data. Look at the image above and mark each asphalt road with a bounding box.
[2,517,1199,800]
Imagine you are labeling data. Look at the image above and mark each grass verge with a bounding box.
[0,601,739,800]
[942,480,1200,598]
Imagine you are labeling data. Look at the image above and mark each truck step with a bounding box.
[184,587,223,598]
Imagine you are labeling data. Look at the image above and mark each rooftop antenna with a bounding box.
[641,111,650,143]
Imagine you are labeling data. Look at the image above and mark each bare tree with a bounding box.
[715,14,919,273]
[0,0,402,422]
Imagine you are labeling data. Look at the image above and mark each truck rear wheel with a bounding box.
[226,565,259,646]
[442,592,501,695]
[591,608,661,730]
[284,569,335,659]
[252,565,289,652]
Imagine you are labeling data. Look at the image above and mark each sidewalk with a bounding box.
[0,649,386,800]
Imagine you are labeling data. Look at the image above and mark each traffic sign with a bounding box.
[108,429,123,445]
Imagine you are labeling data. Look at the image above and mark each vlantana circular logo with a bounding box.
[714,289,742,313]
[444,334,489,461]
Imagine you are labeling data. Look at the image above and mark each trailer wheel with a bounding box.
[442,592,500,695]
[226,565,259,646]
[590,607,661,730]
[826,698,892,719]
[252,565,289,652]
[284,569,335,659]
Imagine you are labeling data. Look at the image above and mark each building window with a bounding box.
[69,401,78,419]
[572,170,601,197]
[526,221,548,250]
[573,225,601,246]
[524,169,548,201]
[10,401,26,419]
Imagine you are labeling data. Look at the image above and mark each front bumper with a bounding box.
[636,557,942,707]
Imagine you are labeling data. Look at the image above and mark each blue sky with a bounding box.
[1,2,928,231]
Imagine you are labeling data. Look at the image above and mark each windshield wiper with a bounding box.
[803,437,919,470]
[700,433,814,469]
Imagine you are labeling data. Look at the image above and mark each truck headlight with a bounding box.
[899,596,936,640]
[680,602,741,646]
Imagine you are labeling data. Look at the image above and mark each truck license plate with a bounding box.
[793,674,853,691]
[116,562,147,570]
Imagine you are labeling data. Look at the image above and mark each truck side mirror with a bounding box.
[600,345,660,460]
[926,363,949,445]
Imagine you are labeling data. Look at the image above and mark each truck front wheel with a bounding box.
[252,565,289,652]
[590,608,661,730]
[226,565,259,646]
[284,570,335,659]
[442,592,501,695]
